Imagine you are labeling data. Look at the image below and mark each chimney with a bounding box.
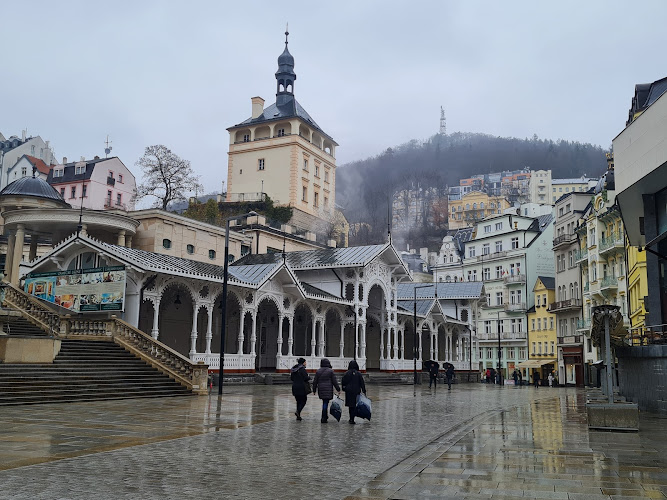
[251,97,265,119]
[80,156,85,162]
[62,157,68,164]
[94,155,100,160]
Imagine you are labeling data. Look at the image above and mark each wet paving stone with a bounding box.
[0,385,666,499]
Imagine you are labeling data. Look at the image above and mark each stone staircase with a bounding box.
[0,310,49,337]
[0,339,193,405]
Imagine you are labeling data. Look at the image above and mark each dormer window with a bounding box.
[75,165,85,175]
[243,134,250,143]
[277,128,286,137]
[53,169,64,178]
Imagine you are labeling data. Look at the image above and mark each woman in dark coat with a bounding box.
[341,360,366,424]
[312,358,340,423]
[290,358,310,421]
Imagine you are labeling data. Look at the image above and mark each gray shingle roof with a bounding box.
[397,299,434,317]
[537,276,555,290]
[234,244,391,270]
[397,282,484,300]
[233,99,336,143]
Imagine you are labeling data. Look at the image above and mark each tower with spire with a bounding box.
[226,29,339,222]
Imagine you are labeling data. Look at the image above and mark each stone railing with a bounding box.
[2,284,60,336]
[3,283,208,395]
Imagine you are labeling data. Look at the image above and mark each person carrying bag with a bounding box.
[341,360,366,425]
[312,358,340,423]
[290,358,310,421]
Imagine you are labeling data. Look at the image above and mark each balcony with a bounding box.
[600,276,619,290]
[558,335,583,345]
[553,233,577,249]
[104,200,127,211]
[599,233,624,254]
[548,298,582,312]
[576,319,591,331]
[503,274,526,285]
[574,248,588,263]
[107,176,115,186]
[476,250,507,263]
[583,282,590,293]
[504,302,527,312]
[477,332,527,341]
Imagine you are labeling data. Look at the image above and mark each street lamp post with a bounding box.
[497,310,504,386]
[219,211,257,395]
[414,284,435,388]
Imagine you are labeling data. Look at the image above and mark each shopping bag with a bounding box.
[355,393,372,421]
[330,395,343,422]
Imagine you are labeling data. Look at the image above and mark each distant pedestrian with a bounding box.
[342,360,366,425]
[291,358,310,421]
[512,369,519,386]
[490,368,496,385]
[445,363,455,390]
[533,370,541,388]
[485,368,491,384]
[518,370,523,386]
[548,372,554,388]
[428,361,439,389]
[312,358,340,424]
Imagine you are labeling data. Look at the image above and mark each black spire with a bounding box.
[275,25,296,106]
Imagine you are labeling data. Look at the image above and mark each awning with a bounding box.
[516,359,557,369]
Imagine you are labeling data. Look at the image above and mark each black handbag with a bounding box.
[304,379,312,394]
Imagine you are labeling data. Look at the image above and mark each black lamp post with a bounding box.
[414,284,435,388]
[218,211,257,395]
[497,310,504,386]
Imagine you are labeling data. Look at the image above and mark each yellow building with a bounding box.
[449,191,511,229]
[524,276,557,383]
[627,244,648,342]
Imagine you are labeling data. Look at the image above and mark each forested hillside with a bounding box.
[336,132,608,246]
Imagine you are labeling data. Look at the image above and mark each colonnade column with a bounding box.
[250,311,257,356]
[434,330,439,361]
[237,311,245,354]
[189,304,198,356]
[277,314,284,357]
[310,317,317,357]
[360,323,366,359]
[4,232,15,281]
[418,325,423,361]
[392,328,398,360]
[151,298,161,339]
[430,332,435,361]
[117,230,126,247]
[339,323,345,358]
[287,316,294,356]
[10,224,25,286]
[387,328,392,360]
[205,306,213,354]
[379,327,385,361]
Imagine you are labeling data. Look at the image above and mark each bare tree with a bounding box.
[136,145,203,210]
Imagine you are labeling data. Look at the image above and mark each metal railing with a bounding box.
[553,233,576,248]
[576,318,591,331]
[624,324,667,346]
[574,248,588,263]
[504,302,527,312]
[226,192,268,203]
[599,232,624,253]
[476,250,507,262]
[503,274,526,284]
[600,276,618,289]
[548,298,582,312]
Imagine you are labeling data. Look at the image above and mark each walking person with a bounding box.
[341,360,366,425]
[518,370,523,387]
[428,361,439,389]
[445,363,455,390]
[485,368,491,384]
[533,370,541,388]
[312,358,340,423]
[512,369,519,386]
[548,371,554,388]
[291,358,310,421]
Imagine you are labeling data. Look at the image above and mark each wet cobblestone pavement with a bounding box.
[0,384,665,499]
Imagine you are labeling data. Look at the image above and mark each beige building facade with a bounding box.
[226,33,338,220]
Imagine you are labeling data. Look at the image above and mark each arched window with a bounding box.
[466,203,470,210]
[445,275,451,282]
[473,203,477,209]
[480,202,484,209]
[162,239,172,249]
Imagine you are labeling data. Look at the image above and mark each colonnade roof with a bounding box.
[397,299,436,318]
[397,282,484,300]
[234,243,409,275]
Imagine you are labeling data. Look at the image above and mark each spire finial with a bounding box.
[285,23,289,45]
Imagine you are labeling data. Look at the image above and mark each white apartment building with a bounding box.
[0,132,54,189]
[461,213,554,377]
[528,169,552,205]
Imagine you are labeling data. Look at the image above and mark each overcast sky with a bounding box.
[2,1,666,202]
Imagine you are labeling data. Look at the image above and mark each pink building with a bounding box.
[47,157,136,211]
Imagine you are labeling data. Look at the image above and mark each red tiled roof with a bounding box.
[24,155,52,175]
